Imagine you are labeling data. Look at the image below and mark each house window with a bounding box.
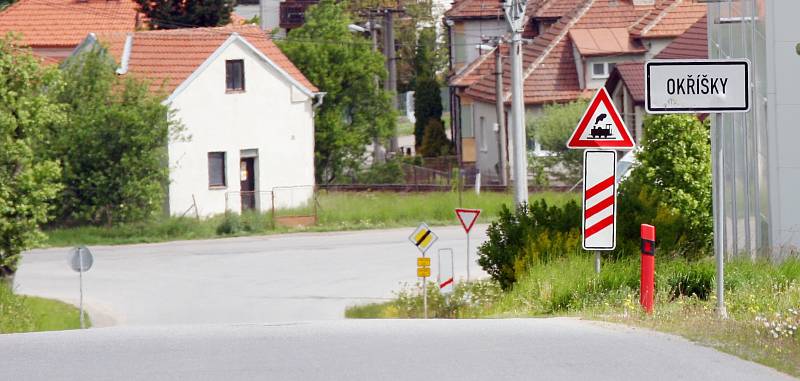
[592,62,615,79]
[461,104,474,138]
[225,60,245,92]
[208,152,227,188]
[479,116,487,151]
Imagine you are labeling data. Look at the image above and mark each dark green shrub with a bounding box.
[216,213,241,235]
[658,259,715,300]
[357,159,405,184]
[477,200,581,290]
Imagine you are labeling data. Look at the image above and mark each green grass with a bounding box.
[42,191,577,247]
[346,254,800,376]
[0,283,87,333]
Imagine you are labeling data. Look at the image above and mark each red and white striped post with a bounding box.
[640,224,655,314]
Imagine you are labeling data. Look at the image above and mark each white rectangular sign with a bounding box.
[645,59,750,113]
[582,150,617,251]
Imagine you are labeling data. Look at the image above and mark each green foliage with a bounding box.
[135,0,235,29]
[419,119,451,157]
[527,100,588,184]
[357,159,405,184]
[413,28,443,149]
[279,0,395,184]
[46,46,176,226]
[0,38,64,276]
[617,114,712,257]
[216,211,274,235]
[477,200,582,290]
[0,283,87,333]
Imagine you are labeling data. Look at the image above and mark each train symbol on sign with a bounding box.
[589,113,614,139]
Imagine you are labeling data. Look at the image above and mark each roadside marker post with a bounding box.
[68,246,93,329]
[437,248,455,295]
[409,223,438,319]
[645,59,750,318]
[640,224,656,314]
[455,209,481,281]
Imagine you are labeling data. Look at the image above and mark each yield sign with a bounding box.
[455,208,481,233]
[567,87,635,149]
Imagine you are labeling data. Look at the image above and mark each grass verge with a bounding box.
[1,283,87,333]
[346,255,800,376]
[43,191,577,247]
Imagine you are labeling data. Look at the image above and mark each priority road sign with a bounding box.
[582,150,617,250]
[408,223,438,254]
[645,59,750,113]
[455,208,481,234]
[567,88,635,149]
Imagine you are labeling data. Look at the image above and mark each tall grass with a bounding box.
[0,283,85,333]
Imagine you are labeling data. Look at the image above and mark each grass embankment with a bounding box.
[43,191,576,247]
[0,283,87,333]
[346,255,800,376]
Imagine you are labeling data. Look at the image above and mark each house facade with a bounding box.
[448,0,707,184]
[74,26,320,217]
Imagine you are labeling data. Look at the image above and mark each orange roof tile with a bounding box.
[629,0,706,38]
[569,27,646,56]
[534,0,584,19]
[444,0,504,20]
[94,25,317,96]
[654,13,707,59]
[0,0,141,48]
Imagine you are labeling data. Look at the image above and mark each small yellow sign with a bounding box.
[417,257,431,267]
[417,267,431,278]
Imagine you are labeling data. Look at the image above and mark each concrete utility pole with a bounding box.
[503,0,528,206]
[369,12,385,163]
[383,9,399,154]
[493,41,509,187]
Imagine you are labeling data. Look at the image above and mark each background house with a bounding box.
[75,26,320,217]
[448,0,707,184]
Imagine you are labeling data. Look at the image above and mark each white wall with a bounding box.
[167,39,315,217]
[767,0,800,253]
[451,19,508,72]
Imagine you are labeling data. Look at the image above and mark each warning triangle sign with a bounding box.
[455,208,481,234]
[567,88,635,149]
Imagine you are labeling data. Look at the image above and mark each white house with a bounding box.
[73,25,321,217]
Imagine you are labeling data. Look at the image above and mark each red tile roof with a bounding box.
[95,25,317,96]
[569,27,646,56]
[0,0,141,48]
[534,0,584,19]
[444,0,504,19]
[604,14,708,103]
[629,0,705,38]
[455,0,707,106]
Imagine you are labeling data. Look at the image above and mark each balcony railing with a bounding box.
[279,1,319,30]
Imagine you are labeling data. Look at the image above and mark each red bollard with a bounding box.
[640,224,655,314]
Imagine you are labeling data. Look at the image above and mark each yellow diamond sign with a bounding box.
[409,223,438,254]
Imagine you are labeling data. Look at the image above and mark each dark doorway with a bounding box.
[240,157,256,211]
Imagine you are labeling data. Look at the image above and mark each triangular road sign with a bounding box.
[567,88,635,149]
[455,208,481,234]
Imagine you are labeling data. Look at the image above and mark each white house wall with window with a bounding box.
[74,25,320,217]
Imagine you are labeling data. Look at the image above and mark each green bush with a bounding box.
[527,100,588,184]
[477,200,581,290]
[216,213,241,235]
[419,119,452,157]
[357,159,405,184]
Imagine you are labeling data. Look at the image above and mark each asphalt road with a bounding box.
[1,319,795,381]
[14,226,488,326]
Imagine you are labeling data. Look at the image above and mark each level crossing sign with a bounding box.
[582,150,617,250]
[567,88,635,149]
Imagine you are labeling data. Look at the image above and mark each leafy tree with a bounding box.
[527,100,588,184]
[617,114,712,257]
[419,119,451,157]
[45,46,177,226]
[412,28,443,150]
[0,39,64,277]
[279,0,395,184]
[135,0,235,29]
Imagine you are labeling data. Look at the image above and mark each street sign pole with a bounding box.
[712,117,727,318]
[423,268,427,319]
[69,246,93,329]
[466,231,470,281]
[455,209,481,282]
[594,251,601,274]
[79,252,85,329]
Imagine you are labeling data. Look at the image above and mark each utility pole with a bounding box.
[369,11,385,163]
[503,0,528,206]
[493,39,509,187]
[383,9,399,154]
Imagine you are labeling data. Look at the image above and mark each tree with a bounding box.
[527,100,588,184]
[412,27,443,150]
[419,119,451,157]
[135,0,235,29]
[279,0,396,184]
[45,46,177,225]
[0,39,64,277]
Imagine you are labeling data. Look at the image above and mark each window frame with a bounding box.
[225,59,245,93]
[208,152,227,189]
[591,62,613,79]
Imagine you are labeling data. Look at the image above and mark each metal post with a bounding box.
[466,231,471,281]
[78,251,85,329]
[494,44,509,187]
[712,114,727,318]
[504,0,528,206]
[423,274,428,319]
[594,251,601,274]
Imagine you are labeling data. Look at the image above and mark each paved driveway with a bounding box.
[14,226,488,326]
